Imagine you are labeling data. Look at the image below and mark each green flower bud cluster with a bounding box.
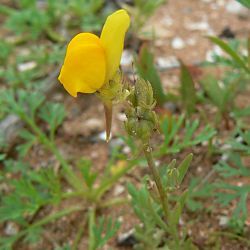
[166,167,180,191]
[96,71,129,105]
[125,78,158,143]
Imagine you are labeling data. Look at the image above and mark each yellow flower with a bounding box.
[58,9,130,97]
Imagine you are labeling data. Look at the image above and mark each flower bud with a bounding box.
[125,78,158,143]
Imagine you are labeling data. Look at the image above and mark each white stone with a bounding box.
[17,61,37,72]
[171,37,185,50]
[161,16,173,27]
[206,45,224,62]
[201,0,213,3]
[236,136,243,143]
[217,0,225,7]
[219,216,229,226]
[155,160,160,167]
[113,184,125,196]
[221,144,232,150]
[156,56,179,69]
[185,21,210,31]
[186,38,197,46]
[117,113,127,122]
[85,118,103,131]
[179,217,185,225]
[197,166,203,173]
[121,50,133,67]
[122,146,131,154]
[97,131,109,141]
[4,222,19,236]
[226,0,249,17]
[221,154,229,161]
[117,228,135,243]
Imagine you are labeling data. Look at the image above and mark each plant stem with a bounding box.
[143,143,169,223]
[88,207,96,250]
[93,159,138,201]
[11,206,84,247]
[99,197,128,208]
[212,231,250,247]
[20,112,83,192]
[72,215,87,250]
[103,101,112,142]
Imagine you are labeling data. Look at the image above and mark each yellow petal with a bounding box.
[67,32,101,51]
[58,33,106,97]
[100,9,130,83]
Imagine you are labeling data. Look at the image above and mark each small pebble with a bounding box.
[161,16,173,27]
[156,56,179,69]
[201,0,212,3]
[113,184,125,196]
[206,45,224,62]
[117,113,127,122]
[117,229,137,247]
[4,222,19,236]
[121,50,133,67]
[185,21,210,31]
[219,216,229,226]
[122,146,131,154]
[85,118,103,132]
[221,153,229,161]
[226,0,249,17]
[186,38,197,46]
[217,0,226,7]
[97,131,108,141]
[17,61,36,72]
[237,182,243,187]
[171,37,185,50]
[197,166,203,173]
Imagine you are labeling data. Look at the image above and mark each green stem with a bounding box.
[0,4,14,15]
[19,112,83,192]
[99,197,128,208]
[93,159,137,201]
[88,207,96,250]
[72,215,87,250]
[62,191,87,199]
[10,206,84,246]
[32,206,83,228]
[212,231,250,247]
[45,27,65,43]
[147,197,169,232]
[143,143,169,223]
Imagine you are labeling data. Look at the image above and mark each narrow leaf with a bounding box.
[136,46,166,105]
[179,60,196,115]
[237,0,250,8]
[207,36,249,73]
[177,153,193,185]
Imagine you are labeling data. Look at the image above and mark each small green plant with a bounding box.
[0,88,139,249]
[0,0,107,41]
[121,113,216,158]
[159,114,216,156]
[88,211,120,250]
[200,37,250,127]
[124,79,196,249]
[128,155,195,250]
[214,129,250,233]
